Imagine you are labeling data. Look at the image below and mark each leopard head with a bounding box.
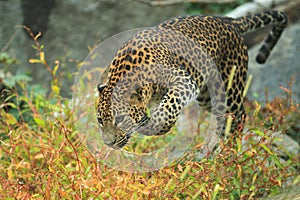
[96,82,150,149]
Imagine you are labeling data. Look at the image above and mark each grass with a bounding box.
[0,32,299,199]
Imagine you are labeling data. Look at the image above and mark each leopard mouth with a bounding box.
[108,115,150,149]
[113,135,130,149]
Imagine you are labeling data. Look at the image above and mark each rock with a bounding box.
[270,131,300,156]
[261,183,300,200]
[2,1,299,100]
[0,0,185,96]
[247,22,300,103]
[21,0,55,37]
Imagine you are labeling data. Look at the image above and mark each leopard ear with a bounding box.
[97,84,107,93]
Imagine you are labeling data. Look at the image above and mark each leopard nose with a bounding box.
[102,133,115,146]
[102,134,123,150]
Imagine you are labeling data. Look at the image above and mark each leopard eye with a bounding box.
[97,117,103,126]
[130,92,143,102]
[97,84,106,93]
[115,115,125,125]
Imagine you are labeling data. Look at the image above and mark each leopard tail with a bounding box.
[232,10,288,63]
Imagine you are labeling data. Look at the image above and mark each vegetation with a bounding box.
[0,32,299,199]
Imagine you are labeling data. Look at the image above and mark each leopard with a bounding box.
[96,10,287,149]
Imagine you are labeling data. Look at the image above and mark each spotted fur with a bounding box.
[96,10,287,149]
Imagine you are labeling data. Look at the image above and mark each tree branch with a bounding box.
[134,0,239,6]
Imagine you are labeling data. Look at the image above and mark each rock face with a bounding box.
[247,22,300,103]
[1,0,185,96]
[21,0,55,37]
[261,184,300,200]
[1,1,299,101]
[246,21,300,150]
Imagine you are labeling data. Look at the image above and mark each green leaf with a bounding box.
[53,63,59,76]
[253,129,264,137]
[52,84,60,95]
[211,184,220,200]
[33,116,46,126]
[292,175,300,185]
[180,165,191,180]
[146,107,151,118]
[29,58,41,64]
[236,137,242,152]
[260,144,273,155]
[249,185,256,191]
[3,112,18,125]
[272,155,283,169]
[192,185,205,200]
[31,44,38,50]
[2,102,17,109]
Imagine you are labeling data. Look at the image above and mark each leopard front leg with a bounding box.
[137,75,199,136]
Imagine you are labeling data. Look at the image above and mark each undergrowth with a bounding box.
[0,31,299,199]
